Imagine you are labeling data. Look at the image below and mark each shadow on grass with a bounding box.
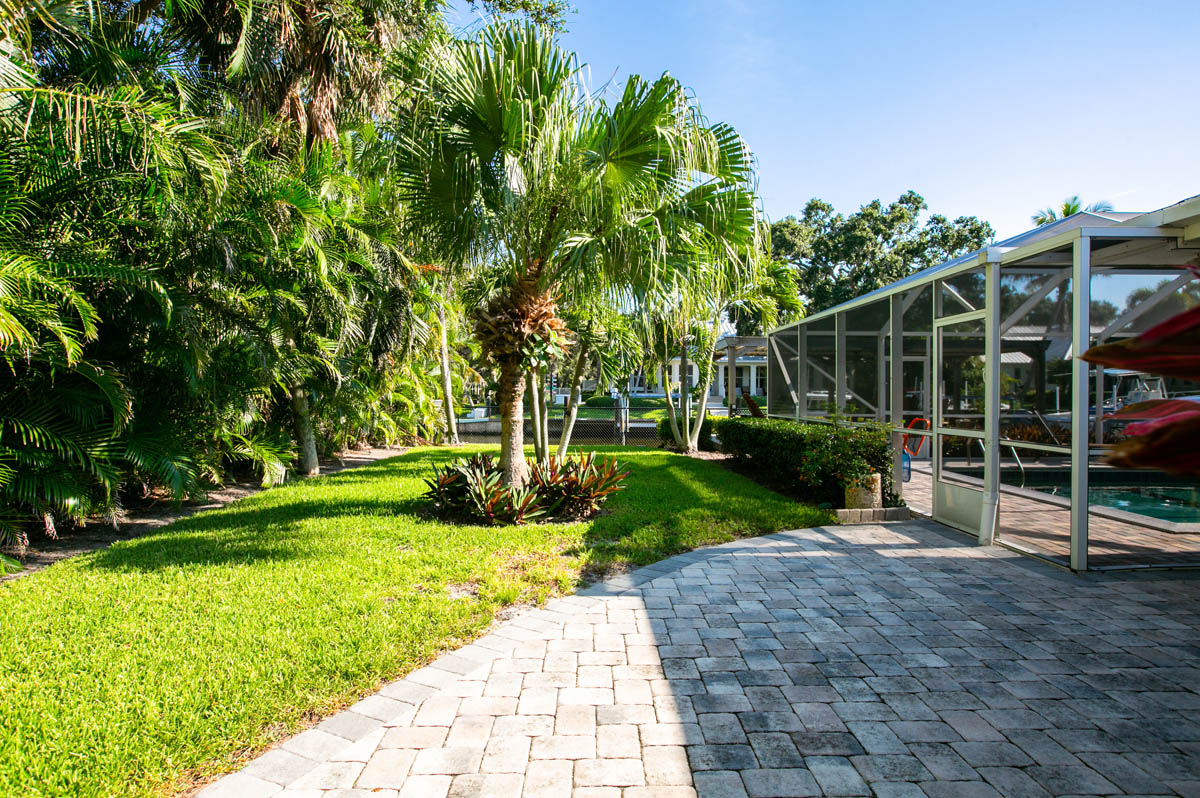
[575,454,834,570]
[81,449,467,573]
[81,447,831,575]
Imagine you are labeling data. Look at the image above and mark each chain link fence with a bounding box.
[454,403,663,447]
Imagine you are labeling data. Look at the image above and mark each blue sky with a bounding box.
[448,0,1200,240]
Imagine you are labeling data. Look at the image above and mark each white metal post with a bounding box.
[794,327,803,421]
[727,345,738,413]
[835,312,847,415]
[876,336,887,422]
[796,326,808,419]
[980,261,1000,545]
[1071,237,1091,571]
[890,294,904,490]
[931,284,942,519]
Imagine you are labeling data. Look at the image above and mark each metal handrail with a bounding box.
[969,439,1026,489]
[1007,444,1026,488]
[1032,410,1062,446]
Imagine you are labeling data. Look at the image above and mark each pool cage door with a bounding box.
[931,307,988,536]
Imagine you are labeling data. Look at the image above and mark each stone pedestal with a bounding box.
[844,473,882,510]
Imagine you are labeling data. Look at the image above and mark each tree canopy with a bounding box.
[770,191,994,315]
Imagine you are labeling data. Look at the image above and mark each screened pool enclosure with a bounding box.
[767,194,1200,571]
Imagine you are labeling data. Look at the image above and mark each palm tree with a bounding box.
[1032,195,1115,226]
[392,23,757,485]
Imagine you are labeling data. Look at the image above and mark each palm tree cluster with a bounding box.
[1032,195,1114,226]
[0,1,781,548]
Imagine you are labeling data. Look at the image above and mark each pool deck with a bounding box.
[904,466,1200,569]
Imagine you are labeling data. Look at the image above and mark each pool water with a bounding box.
[1033,485,1200,523]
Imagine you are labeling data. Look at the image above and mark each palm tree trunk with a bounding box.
[557,343,590,456]
[497,359,529,487]
[662,377,686,449]
[538,369,550,466]
[437,301,459,445]
[661,329,685,448]
[687,325,720,452]
[290,383,320,477]
[689,374,713,453]
[528,368,544,463]
[680,346,691,443]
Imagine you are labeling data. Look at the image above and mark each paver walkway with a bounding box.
[198,520,1200,798]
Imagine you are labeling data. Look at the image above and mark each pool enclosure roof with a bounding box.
[770,193,1200,332]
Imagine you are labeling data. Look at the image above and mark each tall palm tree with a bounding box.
[392,23,757,485]
[1032,195,1114,226]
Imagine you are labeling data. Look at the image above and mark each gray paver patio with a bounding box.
[197,520,1200,797]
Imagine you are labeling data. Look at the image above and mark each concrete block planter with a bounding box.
[835,506,910,523]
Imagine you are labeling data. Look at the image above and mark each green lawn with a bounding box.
[0,447,829,797]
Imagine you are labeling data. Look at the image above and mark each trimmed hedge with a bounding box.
[584,395,668,409]
[657,415,717,451]
[713,417,900,508]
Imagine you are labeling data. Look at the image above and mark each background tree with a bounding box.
[772,191,993,314]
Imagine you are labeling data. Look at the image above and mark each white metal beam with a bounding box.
[999,270,1070,334]
[769,336,800,406]
[1096,272,1194,341]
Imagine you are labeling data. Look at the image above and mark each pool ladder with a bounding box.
[970,439,1026,489]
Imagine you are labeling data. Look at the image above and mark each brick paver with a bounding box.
[198,520,1200,797]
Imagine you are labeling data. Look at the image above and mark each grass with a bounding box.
[0,446,830,797]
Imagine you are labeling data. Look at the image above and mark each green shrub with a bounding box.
[714,417,900,507]
[657,415,717,451]
[424,452,627,524]
[584,395,668,409]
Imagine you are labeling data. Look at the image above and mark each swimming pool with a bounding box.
[1031,484,1200,523]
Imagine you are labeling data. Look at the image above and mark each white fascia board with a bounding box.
[1159,196,1200,227]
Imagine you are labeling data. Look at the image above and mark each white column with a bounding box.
[749,364,757,396]
[796,327,808,419]
[727,345,737,409]
[718,362,725,398]
[835,312,847,412]
[1070,237,1091,571]
[890,294,904,492]
[981,260,1000,545]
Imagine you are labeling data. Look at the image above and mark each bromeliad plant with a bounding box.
[1081,265,1200,475]
[424,452,627,525]
[528,452,629,520]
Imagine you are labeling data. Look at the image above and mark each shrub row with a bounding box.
[722,394,766,408]
[657,416,717,451]
[584,395,668,409]
[713,417,900,508]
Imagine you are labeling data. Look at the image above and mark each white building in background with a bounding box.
[621,336,769,399]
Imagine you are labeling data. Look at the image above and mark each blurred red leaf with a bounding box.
[1106,414,1200,475]
[1126,409,1200,437]
[1107,398,1200,420]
